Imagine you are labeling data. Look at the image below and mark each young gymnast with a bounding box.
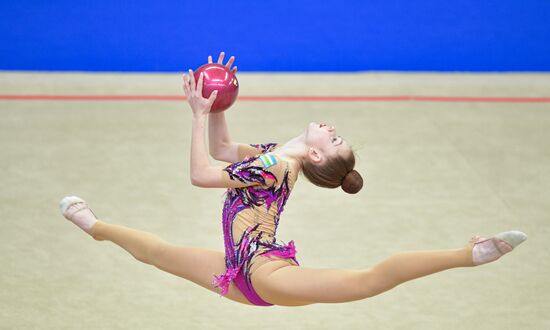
[60,53,527,307]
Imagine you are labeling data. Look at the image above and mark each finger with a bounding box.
[183,75,191,96]
[208,55,213,63]
[183,73,191,85]
[197,72,204,95]
[232,66,238,74]
[182,75,190,95]
[217,52,225,64]
[188,69,196,91]
[183,83,190,96]
[208,90,218,104]
[226,56,235,69]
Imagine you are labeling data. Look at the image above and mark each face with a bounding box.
[305,122,351,163]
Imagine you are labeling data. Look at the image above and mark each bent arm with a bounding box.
[190,115,208,184]
[208,112,238,162]
[208,112,272,163]
[191,114,259,188]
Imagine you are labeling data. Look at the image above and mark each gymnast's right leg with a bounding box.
[59,196,252,305]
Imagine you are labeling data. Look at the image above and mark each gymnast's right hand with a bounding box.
[183,69,217,118]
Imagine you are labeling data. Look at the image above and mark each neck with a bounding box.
[270,132,308,169]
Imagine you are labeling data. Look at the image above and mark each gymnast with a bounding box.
[60,52,527,307]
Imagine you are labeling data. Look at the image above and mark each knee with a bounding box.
[358,269,396,298]
[135,241,169,265]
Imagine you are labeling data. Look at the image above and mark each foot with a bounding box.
[470,230,527,266]
[59,196,98,234]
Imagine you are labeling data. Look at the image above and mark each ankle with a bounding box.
[89,220,106,241]
[460,246,475,267]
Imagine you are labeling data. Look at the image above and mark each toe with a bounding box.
[495,231,527,249]
[59,196,84,214]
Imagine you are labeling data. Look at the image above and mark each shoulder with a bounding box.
[237,143,280,161]
[257,153,294,185]
[257,154,279,169]
[254,143,279,154]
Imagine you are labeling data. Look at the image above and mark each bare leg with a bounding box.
[89,221,252,305]
[253,247,474,306]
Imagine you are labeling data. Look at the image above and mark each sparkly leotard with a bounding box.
[211,143,299,306]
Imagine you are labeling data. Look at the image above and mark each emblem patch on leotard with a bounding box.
[259,154,277,168]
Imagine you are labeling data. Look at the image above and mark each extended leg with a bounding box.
[60,196,251,305]
[253,248,472,306]
[89,221,250,304]
[254,231,526,306]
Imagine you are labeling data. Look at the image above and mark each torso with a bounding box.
[213,143,301,297]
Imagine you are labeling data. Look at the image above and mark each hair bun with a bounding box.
[341,170,363,194]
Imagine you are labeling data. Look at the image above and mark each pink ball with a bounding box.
[193,63,239,113]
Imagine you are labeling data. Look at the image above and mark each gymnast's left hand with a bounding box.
[183,69,218,118]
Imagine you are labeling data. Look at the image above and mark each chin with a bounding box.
[308,121,323,131]
[305,122,318,137]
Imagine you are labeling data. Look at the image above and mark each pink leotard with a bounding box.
[211,143,299,306]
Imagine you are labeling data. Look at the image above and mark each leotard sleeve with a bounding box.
[237,143,280,161]
[222,153,284,188]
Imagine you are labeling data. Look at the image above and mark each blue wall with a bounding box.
[1,1,549,72]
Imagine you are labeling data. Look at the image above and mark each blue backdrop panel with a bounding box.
[1,0,549,72]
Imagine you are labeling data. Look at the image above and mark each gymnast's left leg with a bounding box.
[252,232,526,306]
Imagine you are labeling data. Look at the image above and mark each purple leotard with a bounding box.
[211,143,299,306]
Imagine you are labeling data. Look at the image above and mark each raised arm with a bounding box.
[208,112,239,163]
[205,52,241,163]
[205,53,269,163]
[183,65,271,188]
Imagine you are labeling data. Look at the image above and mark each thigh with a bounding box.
[252,264,368,306]
[152,244,252,305]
